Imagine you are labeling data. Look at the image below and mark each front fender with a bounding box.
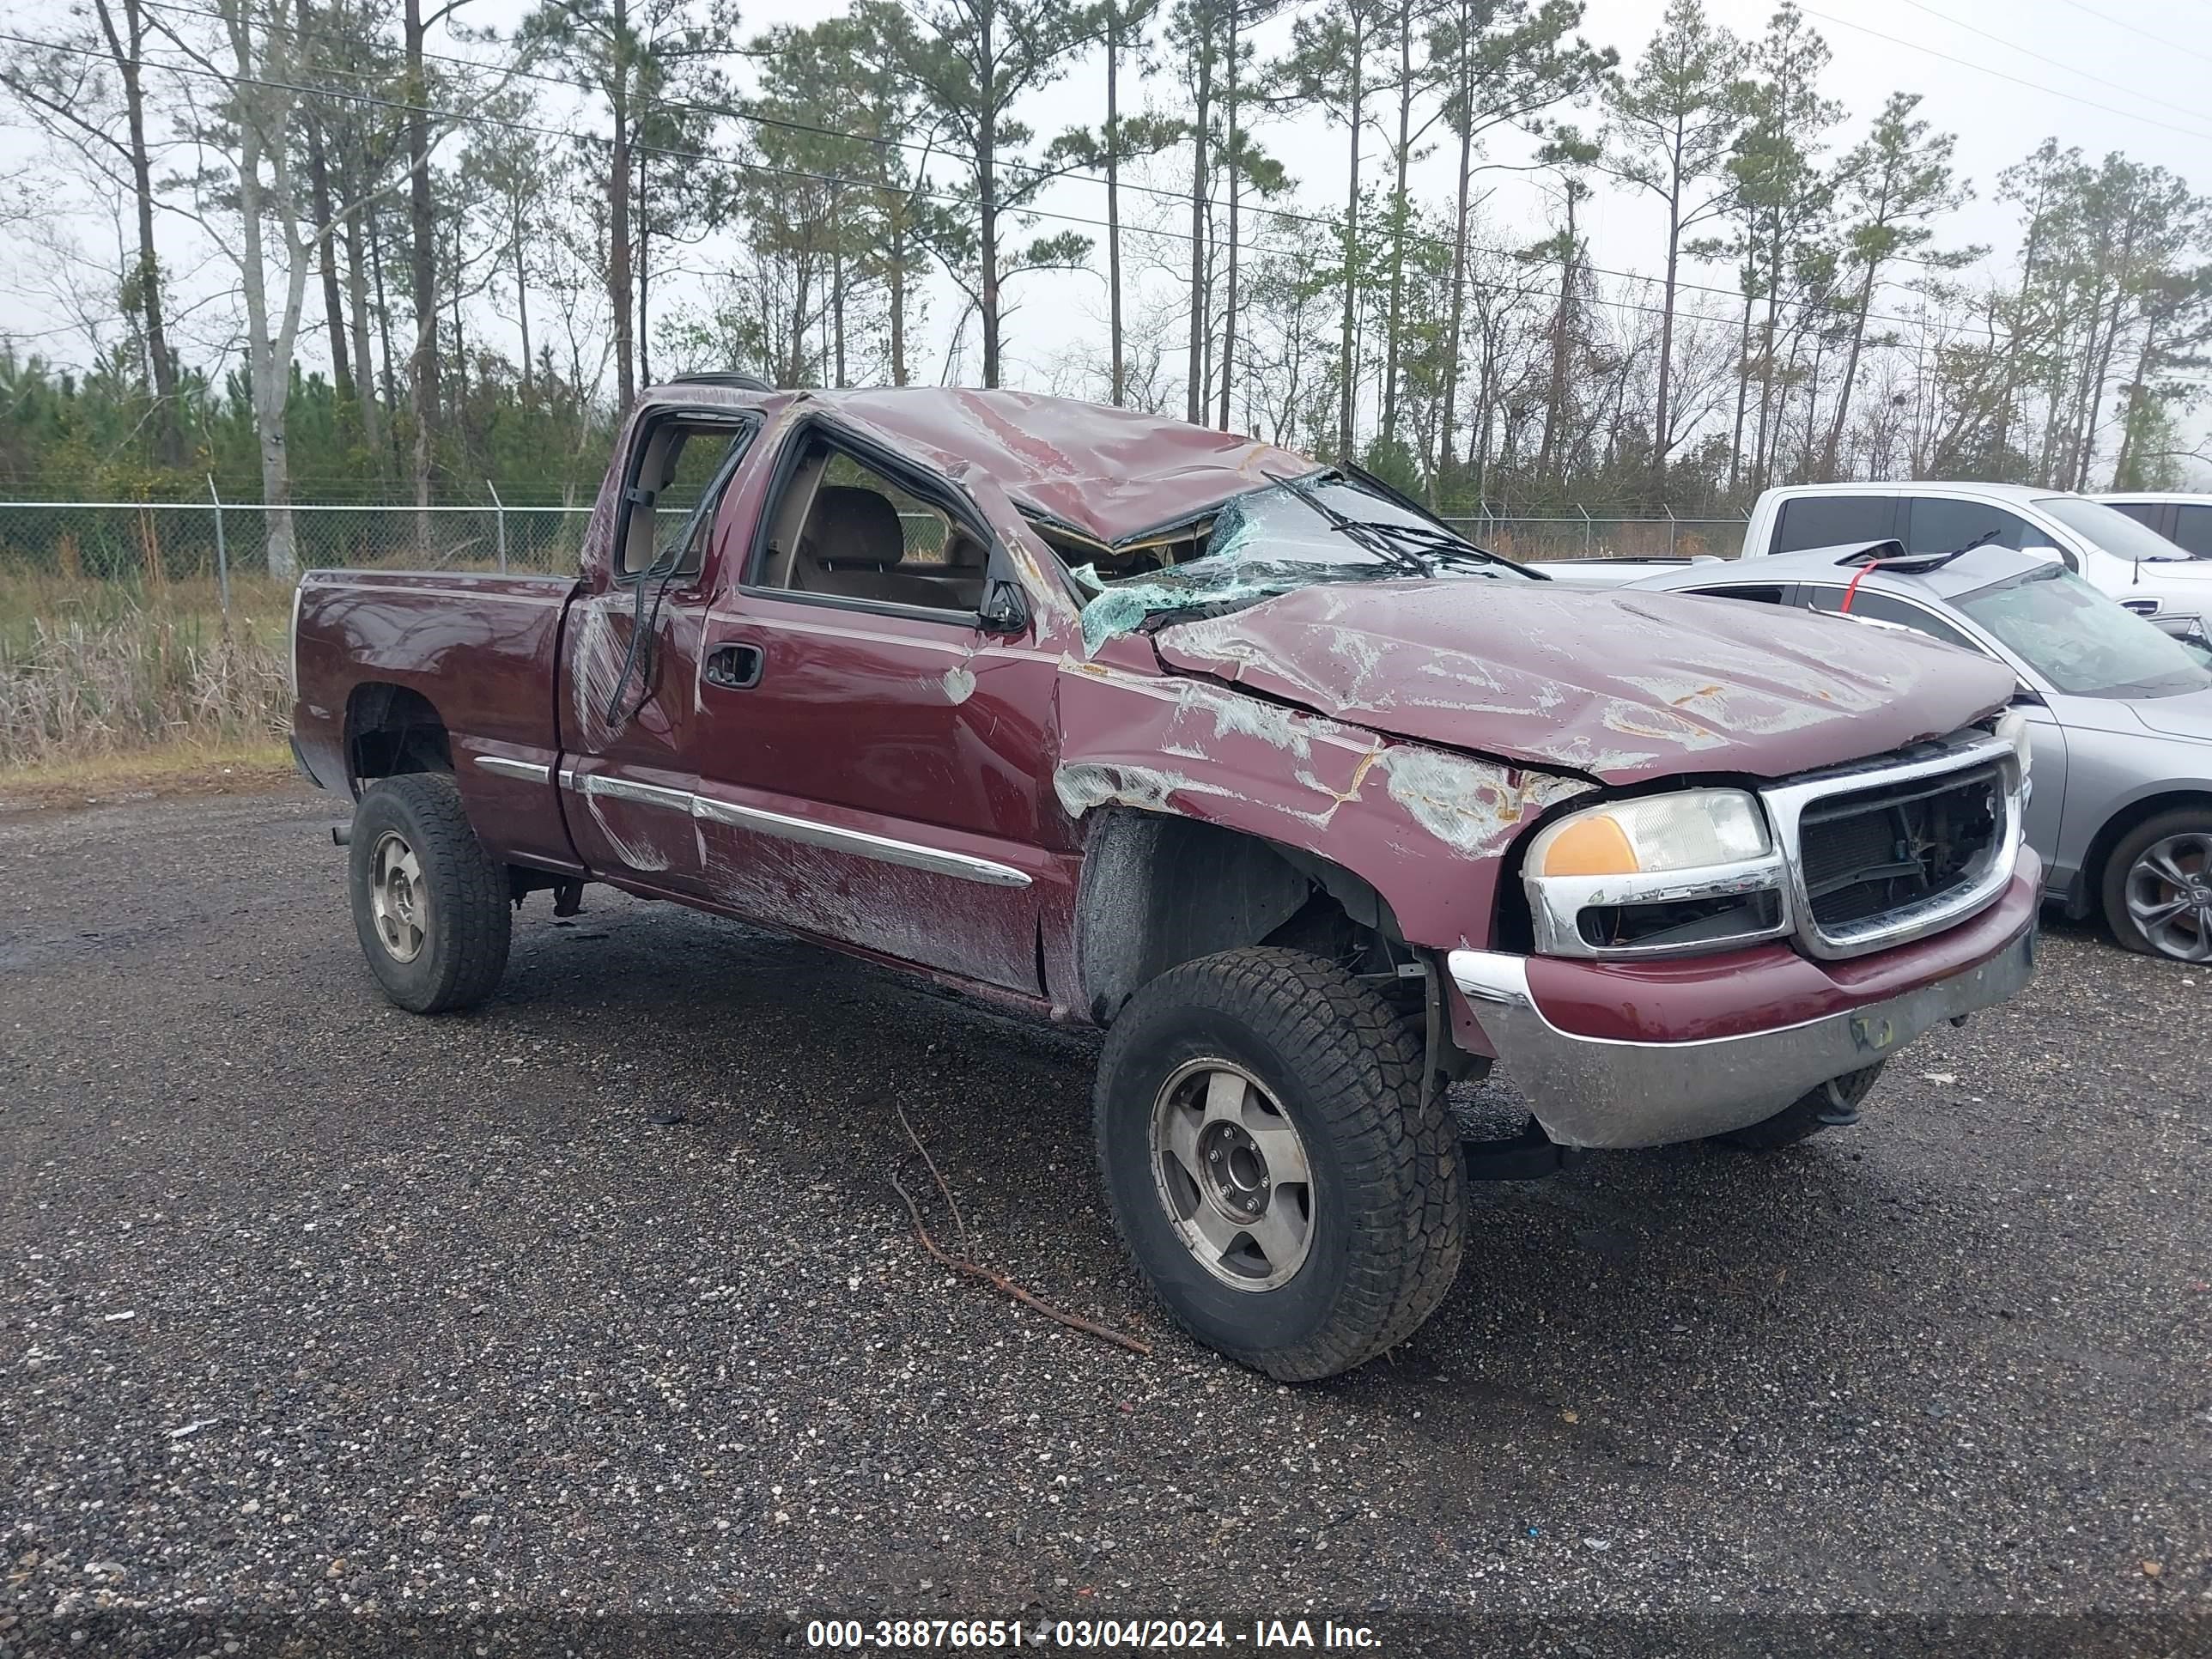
[1050,654,1595,955]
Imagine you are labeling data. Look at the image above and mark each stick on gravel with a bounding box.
[890,1102,1153,1358]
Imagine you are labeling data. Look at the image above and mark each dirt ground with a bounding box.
[2,785,2206,1656]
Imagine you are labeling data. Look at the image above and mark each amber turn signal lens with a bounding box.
[1534,813,1639,877]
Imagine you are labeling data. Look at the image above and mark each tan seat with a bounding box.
[791,487,953,610]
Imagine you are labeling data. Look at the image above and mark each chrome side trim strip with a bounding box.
[690,794,1032,889]
[555,766,1031,888]
[578,774,694,811]
[472,755,553,785]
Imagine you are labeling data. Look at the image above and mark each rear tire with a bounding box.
[2100,808,2212,963]
[1715,1062,1886,1151]
[348,772,511,1014]
[1093,947,1465,1382]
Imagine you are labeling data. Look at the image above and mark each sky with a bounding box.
[2,0,2209,474]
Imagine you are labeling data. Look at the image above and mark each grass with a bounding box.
[0,574,296,780]
[0,739,296,811]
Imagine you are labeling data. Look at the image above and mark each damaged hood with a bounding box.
[1150,581,2016,784]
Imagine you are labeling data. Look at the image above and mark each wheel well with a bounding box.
[345,683,453,791]
[2078,789,2212,915]
[1073,809,1410,1026]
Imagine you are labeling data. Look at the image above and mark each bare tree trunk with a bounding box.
[976,3,1003,387]
[1753,267,1780,494]
[610,0,635,410]
[404,0,436,547]
[307,117,352,401]
[1537,199,1577,483]
[225,4,310,580]
[635,143,653,390]
[1729,289,1751,495]
[97,0,184,467]
[1380,0,1411,443]
[449,217,467,416]
[370,207,401,472]
[1185,27,1212,425]
[1216,0,1239,431]
[889,215,909,386]
[1993,175,2050,473]
[1337,13,1365,463]
[2110,317,2161,489]
[1106,5,1125,406]
[514,219,532,398]
[2075,244,2137,491]
[240,137,296,578]
[1820,264,1876,481]
[1437,65,1473,504]
[1652,127,1683,490]
[832,229,847,387]
[345,195,384,463]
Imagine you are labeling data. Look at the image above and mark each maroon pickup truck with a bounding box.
[292,380,2040,1381]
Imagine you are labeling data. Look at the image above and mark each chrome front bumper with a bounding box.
[1445,922,2037,1150]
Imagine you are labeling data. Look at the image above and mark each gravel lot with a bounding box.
[2,787,2208,1651]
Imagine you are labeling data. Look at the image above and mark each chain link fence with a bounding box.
[0,498,1748,592]
[1441,511,1750,564]
[0,499,595,586]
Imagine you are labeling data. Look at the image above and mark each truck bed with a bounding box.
[291,568,583,873]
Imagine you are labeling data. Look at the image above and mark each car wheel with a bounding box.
[1714,1062,1887,1151]
[1093,947,1466,1382]
[348,772,512,1013]
[2102,810,2212,963]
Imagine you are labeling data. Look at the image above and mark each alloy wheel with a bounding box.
[2124,831,2212,963]
[1148,1059,1316,1291]
[369,830,428,963]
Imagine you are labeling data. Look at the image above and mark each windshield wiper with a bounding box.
[1337,517,1525,574]
[1261,471,1430,577]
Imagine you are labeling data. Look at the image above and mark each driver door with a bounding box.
[557,407,758,896]
[684,421,1060,994]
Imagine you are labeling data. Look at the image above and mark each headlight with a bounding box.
[1526,788,1772,878]
[1993,708,2033,781]
[1522,790,1790,958]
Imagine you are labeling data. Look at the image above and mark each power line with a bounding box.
[2047,0,2212,70]
[113,0,2002,341]
[1799,6,2212,143]
[1890,0,2212,128]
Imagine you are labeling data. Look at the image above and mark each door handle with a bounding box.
[703,642,763,690]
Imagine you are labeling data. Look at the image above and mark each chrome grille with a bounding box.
[1761,735,2022,961]
[1797,766,2002,930]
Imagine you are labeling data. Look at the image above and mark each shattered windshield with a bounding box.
[1954,563,2212,699]
[1073,476,1532,654]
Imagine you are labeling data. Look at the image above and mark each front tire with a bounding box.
[1093,948,1465,1382]
[2101,809,2212,963]
[347,772,511,1013]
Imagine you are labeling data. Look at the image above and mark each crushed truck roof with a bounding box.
[639,380,1314,547]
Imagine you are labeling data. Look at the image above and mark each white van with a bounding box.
[1739,483,2212,645]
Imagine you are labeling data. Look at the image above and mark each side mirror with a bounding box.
[978,579,1029,637]
[2021,543,2075,574]
[2011,683,2046,707]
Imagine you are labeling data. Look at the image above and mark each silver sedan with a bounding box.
[1615,542,2212,963]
